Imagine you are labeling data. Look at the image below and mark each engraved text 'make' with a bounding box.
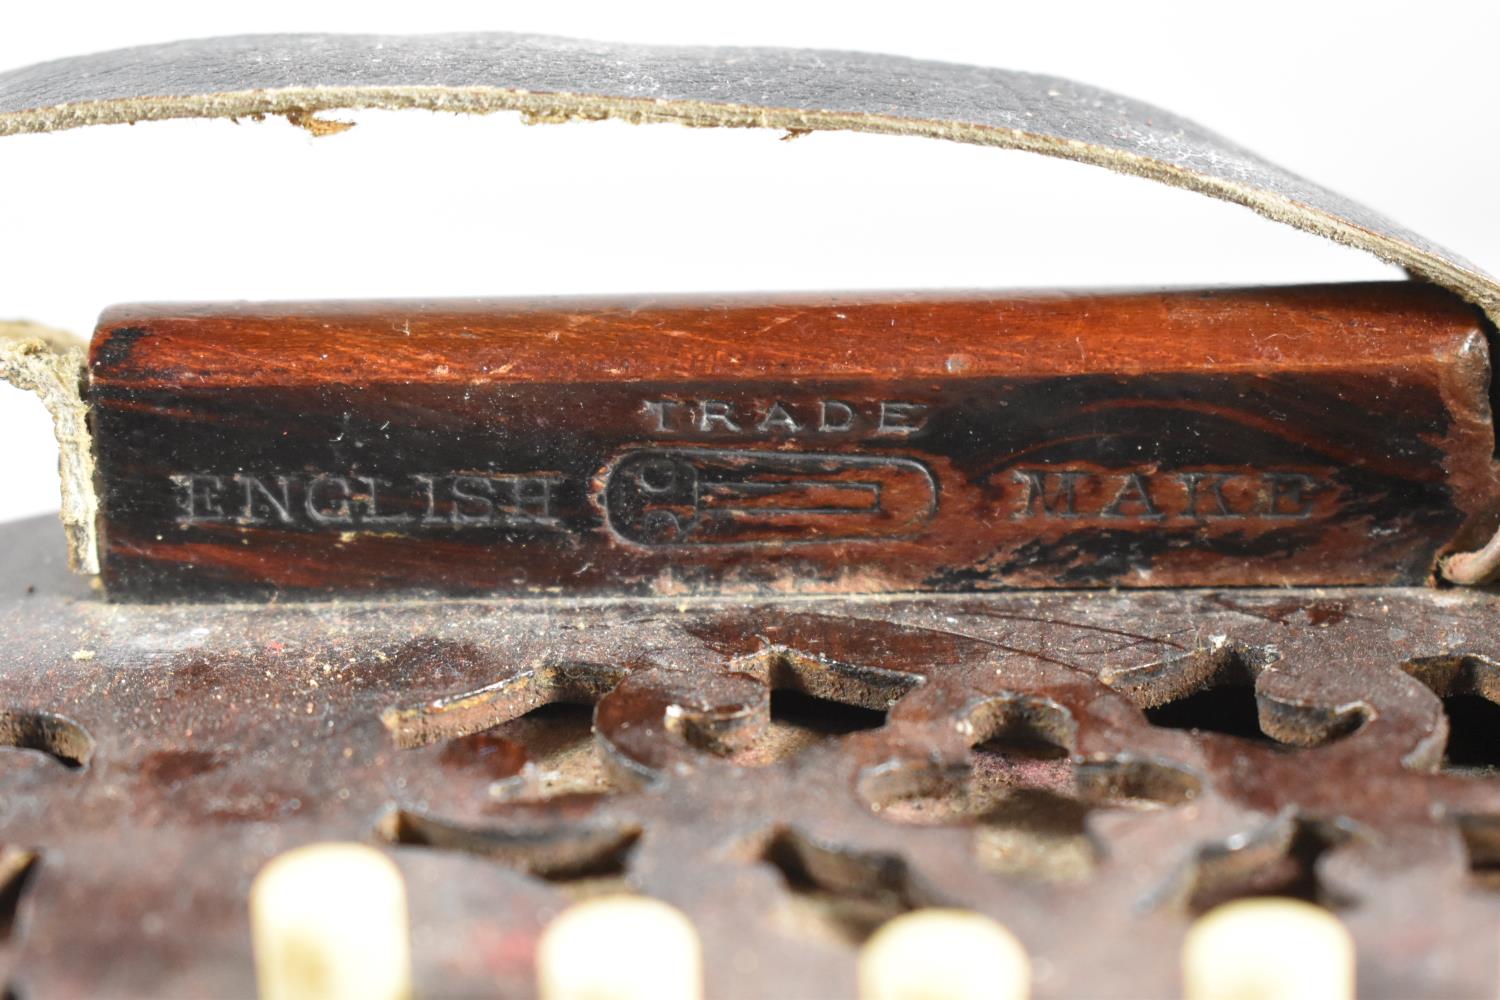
[1008,469,1327,521]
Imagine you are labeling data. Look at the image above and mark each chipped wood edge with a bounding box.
[2,82,1498,580]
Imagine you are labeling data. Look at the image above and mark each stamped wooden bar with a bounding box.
[87,283,1500,600]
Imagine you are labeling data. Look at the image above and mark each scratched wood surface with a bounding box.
[87,282,1498,600]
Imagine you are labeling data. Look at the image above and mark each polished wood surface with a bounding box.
[88,283,1498,600]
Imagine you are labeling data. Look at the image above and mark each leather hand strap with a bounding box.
[1,33,1495,578]
[3,33,1494,315]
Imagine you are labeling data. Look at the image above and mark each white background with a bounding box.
[1,1,1496,524]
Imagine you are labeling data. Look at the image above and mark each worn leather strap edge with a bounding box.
[1,33,1495,581]
[0,325,94,573]
[6,84,1499,316]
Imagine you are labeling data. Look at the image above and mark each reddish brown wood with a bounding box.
[87,283,1499,599]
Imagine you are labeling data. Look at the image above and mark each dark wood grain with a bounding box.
[87,283,1500,600]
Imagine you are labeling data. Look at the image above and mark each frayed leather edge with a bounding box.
[0,325,96,574]
[2,86,1496,321]
[4,83,1500,581]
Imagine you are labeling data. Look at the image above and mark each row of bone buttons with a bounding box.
[250,842,1355,1000]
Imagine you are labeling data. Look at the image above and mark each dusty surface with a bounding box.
[0,516,1499,996]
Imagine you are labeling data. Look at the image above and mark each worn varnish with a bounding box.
[87,283,1499,600]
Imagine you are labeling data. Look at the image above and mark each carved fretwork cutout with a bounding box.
[1108,641,1367,748]
[1145,684,1273,745]
[1456,815,1500,890]
[760,829,917,946]
[729,689,886,768]
[380,650,626,751]
[0,847,38,942]
[1074,758,1203,808]
[0,849,36,1000]
[1440,695,1500,775]
[481,702,613,801]
[869,696,1164,882]
[877,721,1073,807]
[971,793,1097,882]
[1186,818,1352,915]
[0,710,93,769]
[385,635,911,821]
[772,689,885,735]
[377,808,641,898]
[1112,641,1281,745]
[739,642,921,721]
[1403,655,1500,776]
